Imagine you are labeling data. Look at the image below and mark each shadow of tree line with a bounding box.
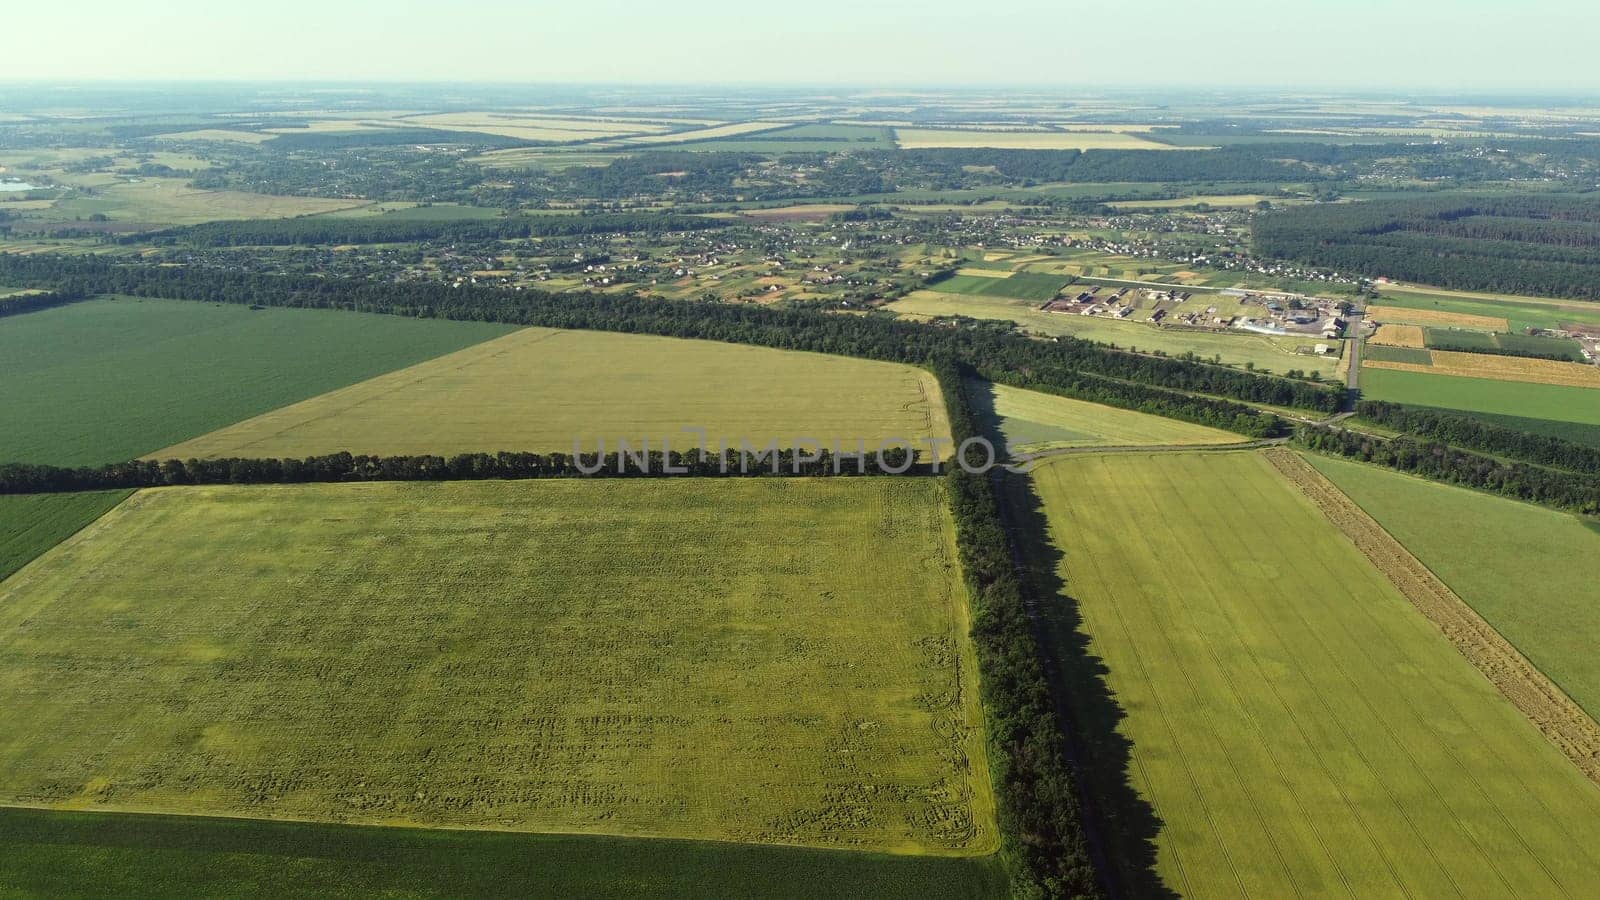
[973,379,1175,900]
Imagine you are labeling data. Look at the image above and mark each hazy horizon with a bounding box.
[7,0,1599,92]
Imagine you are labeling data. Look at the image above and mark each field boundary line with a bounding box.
[1265,449,1600,787]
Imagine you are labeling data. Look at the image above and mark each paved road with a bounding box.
[1343,310,1364,409]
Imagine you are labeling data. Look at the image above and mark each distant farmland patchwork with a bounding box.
[893,128,1182,150]
[153,327,951,460]
[1023,450,1600,897]
[0,478,994,854]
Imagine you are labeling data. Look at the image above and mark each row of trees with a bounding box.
[131,212,729,248]
[1292,424,1600,514]
[0,288,86,319]
[932,358,1101,898]
[0,447,925,495]
[0,255,1343,422]
[1356,401,1600,474]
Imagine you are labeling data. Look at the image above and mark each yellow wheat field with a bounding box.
[1370,324,1427,348]
[1367,305,1509,332]
[1365,350,1600,389]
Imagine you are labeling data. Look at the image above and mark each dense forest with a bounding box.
[1293,424,1600,514]
[0,256,1342,426]
[132,212,729,247]
[1255,193,1600,298]
[932,358,1101,899]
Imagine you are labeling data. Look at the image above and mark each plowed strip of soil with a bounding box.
[1266,448,1600,786]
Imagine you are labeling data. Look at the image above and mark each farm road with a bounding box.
[1006,437,1287,467]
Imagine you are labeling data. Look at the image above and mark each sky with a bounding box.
[4,0,1597,93]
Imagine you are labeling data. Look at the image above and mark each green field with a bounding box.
[0,298,515,466]
[1307,454,1600,719]
[0,478,993,854]
[1360,366,1600,427]
[1422,327,1585,360]
[889,291,1341,378]
[0,808,1005,899]
[1408,407,1600,448]
[1422,327,1497,350]
[927,273,1071,302]
[969,381,1241,453]
[1023,450,1600,896]
[0,491,130,582]
[153,326,950,460]
[1376,287,1600,333]
[1363,344,1433,365]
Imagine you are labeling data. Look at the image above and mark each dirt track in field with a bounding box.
[1266,448,1600,786]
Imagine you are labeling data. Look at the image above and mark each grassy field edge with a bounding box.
[0,806,1007,900]
[0,491,133,583]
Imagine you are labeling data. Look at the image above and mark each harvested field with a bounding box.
[1428,349,1600,388]
[1365,349,1600,389]
[150,327,950,460]
[893,129,1180,150]
[1024,450,1600,897]
[397,113,670,142]
[1370,323,1426,348]
[622,122,786,145]
[1268,449,1600,785]
[1366,304,1508,332]
[955,268,1011,278]
[0,478,994,854]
